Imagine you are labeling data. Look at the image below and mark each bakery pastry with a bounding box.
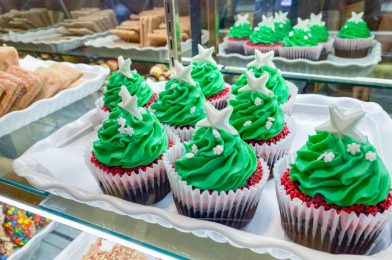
[82,238,146,260]
[226,14,253,54]
[48,64,82,88]
[273,11,292,41]
[0,47,19,72]
[191,44,230,109]
[164,103,269,228]
[32,67,66,99]
[87,87,171,204]
[0,79,19,116]
[151,61,206,142]
[229,71,295,165]
[274,106,392,254]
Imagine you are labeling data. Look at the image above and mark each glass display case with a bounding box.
[0,0,392,259]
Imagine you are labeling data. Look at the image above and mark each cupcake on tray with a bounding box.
[274,11,292,41]
[232,50,298,115]
[274,106,392,254]
[99,56,156,115]
[191,44,231,109]
[229,71,295,165]
[225,13,253,54]
[164,103,269,229]
[309,13,333,59]
[279,18,323,61]
[244,15,281,56]
[87,87,174,205]
[151,61,206,142]
[334,12,373,58]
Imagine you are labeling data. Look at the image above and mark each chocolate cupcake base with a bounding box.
[334,47,370,58]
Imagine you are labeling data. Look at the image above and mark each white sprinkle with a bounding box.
[243,120,252,127]
[118,127,127,134]
[185,153,194,158]
[344,25,348,29]
[267,117,275,122]
[123,126,134,136]
[190,106,196,114]
[102,86,107,93]
[254,97,262,106]
[265,121,273,130]
[170,83,177,89]
[289,31,294,37]
[304,35,309,40]
[346,143,360,155]
[141,82,146,88]
[317,152,335,162]
[308,33,312,37]
[212,129,221,138]
[279,24,283,29]
[213,145,224,155]
[191,144,198,153]
[365,151,377,162]
[117,117,126,127]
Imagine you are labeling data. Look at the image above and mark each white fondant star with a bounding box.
[171,60,196,86]
[294,18,310,31]
[190,106,196,114]
[316,106,366,143]
[247,50,276,69]
[243,120,252,127]
[348,12,364,24]
[347,143,361,155]
[192,44,217,65]
[212,129,221,138]
[254,97,262,106]
[185,153,194,158]
[317,152,335,162]
[118,85,142,120]
[235,13,250,26]
[258,15,275,31]
[365,151,377,162]
[196,102,238,135]
[213,145,224,155]
[309,13,325,26]
[274,10,289,23]
[118,56,133,79]
[238,71,274,97]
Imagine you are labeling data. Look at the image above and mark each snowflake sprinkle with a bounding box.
[117,117,126,127]
[190,106,196,114]
[347,143,360,155]
[212,129,221,138]
[289,31,294,37]
[213,145,224,155]
[365,151,377,162]
[254,97,262,106]
[170,83,177,89]
[243,120,252,127]
[304,35,309,40]
[265,121,273,130]
[191,144,198,153]
[317,152,335,162]
[185,153,194,158]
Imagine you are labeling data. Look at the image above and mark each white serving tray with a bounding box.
[84,30,208,61]
[54,232,153,260]
[219,40,382,77]
[9,221,56,260]
[0,55,109,137]
[13,95,392,260]
[2,26,110,53]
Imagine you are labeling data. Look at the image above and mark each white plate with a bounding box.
[84,30,208,61]
[219,40,382,77]
[0,56,109,137]
[2,26,110,53]
[9,222,56,260]
[13,95,392,260]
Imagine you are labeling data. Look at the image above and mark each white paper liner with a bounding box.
[281,81,298,116]
[244,42,281,56]
[334,35,374,51]
[225,38,247,54]
[278,44,323,61]
[207,84,231,110]
[250,116,296,165]
[322,37,334,53]
[164,124,195,142]
[163,143,270,224]
[273,154,392,254]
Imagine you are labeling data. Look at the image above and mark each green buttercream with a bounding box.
[249,26,280,44]
[93,106,168,168]
[103,71,153,110]
[232,66,289,104]
[274,21,292,40]
[229,90,285,140]
[228,23,253,38]
[283,29,318,47]
[175,127,257,191]
[290,131,391,207]
[338,21,370,39]
[151,79,206,127]
[191,61,225,97]
[310,25,329,42]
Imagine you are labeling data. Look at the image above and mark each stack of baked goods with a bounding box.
[0,8,63,33]
[0,46,83,117]
[61,8,118,36]
[111,8,190,47]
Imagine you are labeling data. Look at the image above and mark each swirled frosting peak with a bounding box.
[338,12,370,39]
[228,14,252,38]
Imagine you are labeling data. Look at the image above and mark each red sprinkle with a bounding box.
[207,86,231,102]
[247,124,290,146]
[281,170,392,216]
[245,41,282,48]
[228,37,248,42]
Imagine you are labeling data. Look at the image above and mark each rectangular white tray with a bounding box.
[0,55,109,137]
[219,40,382,77]
[2,26,110,53]
[13,94,392,260]
[84,30,208,61]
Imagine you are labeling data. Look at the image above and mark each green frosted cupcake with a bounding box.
[226,13,253,54]
[309,13,332,59]
[274,10,292,41]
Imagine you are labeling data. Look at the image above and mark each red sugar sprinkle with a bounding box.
[247,124,290,146]
[228,37,248,42]
[281,170,392,216]
[207,86,231,102]
[245,41,282,48]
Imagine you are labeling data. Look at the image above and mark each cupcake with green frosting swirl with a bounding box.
[334,12,374,58]
[309,13,333,58]
[100,56,155,114]
[274,10,292,41]
[191,44,231,109]
[151,61,206,142]
[244,15,282,55]
[226,13,253,54]
[229,71,295,165]
[273,106,392,254]
[279,18,323,60]
[87,86,173,205]
[164,102,270,228]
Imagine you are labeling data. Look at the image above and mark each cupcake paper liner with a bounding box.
[163,143,270,229]
[225,38,248,54]
[250,116,296,165]
[273,154,392,254]
[163,124,195,142]
[281,81,298,116]
[244,42,281,56]
[322,37,335,53]
[279,44,323,61]
[207,85,231,110]
[334,35,374,52]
